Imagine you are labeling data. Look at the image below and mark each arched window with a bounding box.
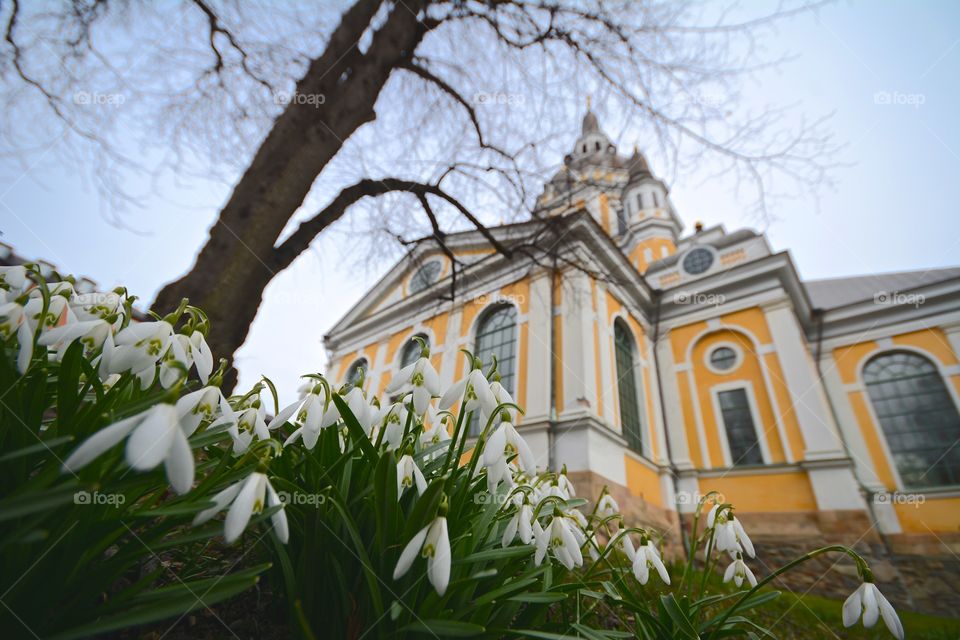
[345,358,368,387]
[400,334,428,369]
[616,208,628,236]
[409,261,441,294]
[863,351,960,488]
[614,319,645,454]
[469,305,518,435]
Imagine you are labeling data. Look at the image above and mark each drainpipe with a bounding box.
[651,289,690,561]
[812,308,893,556]
[547,253,560,472]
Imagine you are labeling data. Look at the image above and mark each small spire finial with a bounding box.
[586,94,592,111]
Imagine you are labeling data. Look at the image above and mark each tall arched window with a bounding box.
[614,319,645,454]
[469,305,517,435]
[400,334,428,369]
[863,351,960,488]
[345,358,368,387]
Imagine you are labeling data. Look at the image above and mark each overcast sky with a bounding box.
[2,0,959,405]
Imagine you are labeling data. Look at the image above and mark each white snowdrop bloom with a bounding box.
[618,532,638,562]
[24,294,74,335]
[176,386,233,437]
[502,501,534,547]
[583,532,602,562]
[597,493,620,519]
[715,515,755,559]
[723,553,757,588]
[0,300,33,373]
[108,321,174,376]
[419,411,451,454]
[396,454,427,498]
[387,353,441,416]
[193,472,289,544]
[488,379,514,408]
[62,403,194,494]
[70,291,121,321]
[534,513,584,570]
[237,403,271,442]
[276,389,331,449]
[393,516,451,596]
[485,456,515,494]
[557,470,576,498]
[842,581,904,639]
[39,318,113,359]
[632,540,671,585]
[188,330,214,384]
[375,402,409,450]
[343,385,376,432]
[483,420,535,474]
[158,334,192,389]
[0,265,27,290]
[439,368,496,417]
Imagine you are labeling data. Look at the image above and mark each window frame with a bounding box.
[680,246,717,276]
[860,349,960,490]
[613,318,647,456]
[705,342,743,375]
[467,303,520,436]
[710,381,770,468]
[399,333,429,371]
[408,260,443,295]
[345,357,368,388]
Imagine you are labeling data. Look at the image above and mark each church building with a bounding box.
[323,109,960,583]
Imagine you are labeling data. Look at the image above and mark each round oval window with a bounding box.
[709,346,738,372]
[409,261,441,294]
[682,247,714,275]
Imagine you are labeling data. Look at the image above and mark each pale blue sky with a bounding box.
[2,0,959,404]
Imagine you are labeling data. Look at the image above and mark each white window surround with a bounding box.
[679,245,719,277]
[704,341,744,375]
[709,380,772,468]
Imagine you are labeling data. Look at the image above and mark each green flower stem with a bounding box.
[442,406,468,475]
[706,544,867,639]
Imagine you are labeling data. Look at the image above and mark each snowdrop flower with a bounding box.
[617,531,637,562]
[485,456,515,493]
[535,512,584,570]
[557,468,576,498]
[62,403,194,494]
[583,532,602,561]
[236,403,271,443]
[176,386,233,437]
[0,265,27,291]
[723,552,757,588]
[842,581,904,639]
[276,387,333,449]
[709,505,755,558]
[597,492,619,519]
[159,333,193,388]
[439,362,496,417]
[24,294,73,335]
[387,342,440,416]
[632,539,670,585]
[193,471,289,544]
[375,401,409,451]
[107,321,174,376]
[502,500,534,547]
[0,300,33,373]
[420,410,451,453]
[189,330,214,383]
[397,454,427,498]
[70,291,121,321]
[484,419,535,473]
[393,514,451,596]
[39,318,113,360]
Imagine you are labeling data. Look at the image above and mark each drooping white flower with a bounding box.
[419,410,451,454]
[710,506,755,558]
[632,539,671,585]
[107,321,174,376]
[159,333,192,389]
[393,516,451,596]
[375,401,409,451]
[534,513,584,570]
[397,454,427,498]
[39,318,113,359]
[597,493,619,519]
[842,581,904,639]
[502,501,534,547]
[557,469,576,498]
[232,402,271,453]
[723,553,757,588]
[439,368,496,417]
[0,265,27,291]
[175,386,233,437]
[193,471,289,544]
[62,403,194,494]
[484,420,536,476]
[277,388,334,449]
[583,531,602,561]
[618,531,637,562]
[189,330,214,383]
[387,353,441,416]
[0,300,33,373]
[70,291,121,321]
[24,294,74,336]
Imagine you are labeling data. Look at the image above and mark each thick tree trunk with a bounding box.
[152,0,430,388]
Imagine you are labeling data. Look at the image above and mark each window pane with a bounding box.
[614,320,645,454]
[409,261,441,294]
[717,388,763,466]
[469,306,517,436]
[400,335,427,369]
[709,347,737,371]
[682,248,714,275]
[346,358,367,387]
[864,352,960,488]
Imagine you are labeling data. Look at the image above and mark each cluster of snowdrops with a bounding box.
[0,263,904,639]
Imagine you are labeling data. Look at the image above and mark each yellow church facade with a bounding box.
[324,111,960,556]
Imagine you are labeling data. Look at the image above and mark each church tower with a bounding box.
[618,148,682,273]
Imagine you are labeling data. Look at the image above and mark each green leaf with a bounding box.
[401,620,485,636]
[508,592,567,603]
[660,593,699,639]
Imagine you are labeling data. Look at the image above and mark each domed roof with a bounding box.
[626,147,652,182]
[581,110,600,135]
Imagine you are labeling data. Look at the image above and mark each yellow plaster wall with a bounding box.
[624,455,663,506]
[895,497,960,534]
[628,237,676,273]
[699,472,818,512]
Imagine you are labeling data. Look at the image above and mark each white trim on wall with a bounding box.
[709,380,773,467]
